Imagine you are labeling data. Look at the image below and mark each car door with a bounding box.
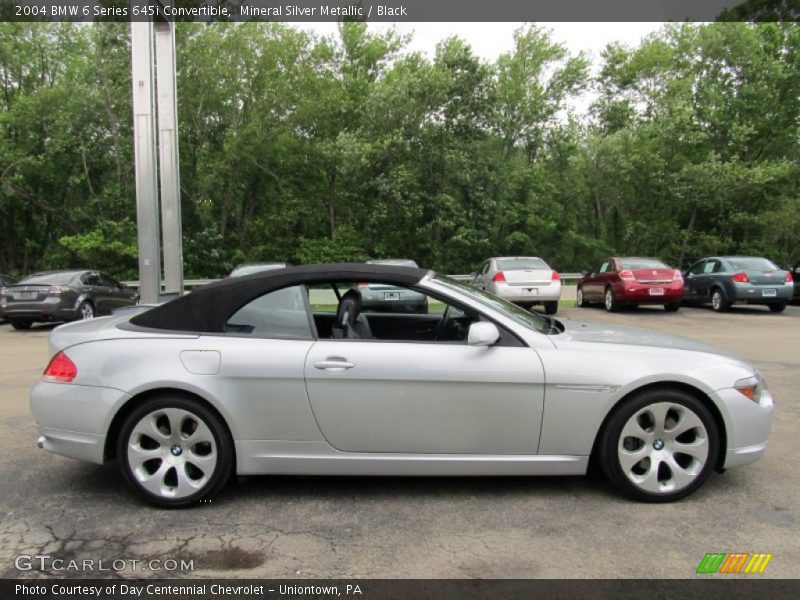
[303,289,545,455]
[584,260,611,301]
[695,259,720,301]
[683,260,706,301]
[475,260,490,289]
[80,272,111,314]
[98,272,131,311]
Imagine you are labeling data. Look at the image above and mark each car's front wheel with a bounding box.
[117,395,234,507]
[598,388,719,502]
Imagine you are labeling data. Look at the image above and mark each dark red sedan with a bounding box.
[577,257,684,312]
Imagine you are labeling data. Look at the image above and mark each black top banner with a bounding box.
[2,0,799,23]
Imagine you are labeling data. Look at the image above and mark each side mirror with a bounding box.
[467,322,500,347]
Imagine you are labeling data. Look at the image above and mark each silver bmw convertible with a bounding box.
[29,263,773,507]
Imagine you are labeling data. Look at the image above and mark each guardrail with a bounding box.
[121,273,584,291]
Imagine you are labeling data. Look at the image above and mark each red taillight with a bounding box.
[43,351,77,383]
[492,271,506,283]
[619,270,635,281]
[551,271,560,281]
[48,285,66,295]
[732,272,749,283]
[786,272,794,283]
[357,282,369,288]
[674,270,683,281]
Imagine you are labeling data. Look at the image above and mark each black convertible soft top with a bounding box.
[128,263,430,332]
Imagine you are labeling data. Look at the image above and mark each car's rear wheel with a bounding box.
[768,303,786,313]
[664,301,681,312]
[117,395,234,508]
[711,289,730,312]
[10,319,32,330]
[598,388,719,502]
[604,287,619,312]
[576,286,587,307]
[78,300,95,320]
[544,301,558,315]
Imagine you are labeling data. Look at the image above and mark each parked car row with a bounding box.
[0,270,138,329]
[577,255,794,313]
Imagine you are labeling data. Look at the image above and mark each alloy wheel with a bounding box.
[605,289,615,311]
[80,302,94,320]
[617,402,709,494]
[576,287,584,307]
[127,408,218,500]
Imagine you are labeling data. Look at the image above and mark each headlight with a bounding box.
[734,373,769,405]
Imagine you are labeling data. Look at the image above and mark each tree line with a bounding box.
[0,21,798,279]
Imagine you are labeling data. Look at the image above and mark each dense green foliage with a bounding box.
[0,22,798,279]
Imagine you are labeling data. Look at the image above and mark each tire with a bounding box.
[117,395,234,508]
[710,288,730,312]
[768,303,786,313]
[664,301,681,312]
[544,301,558,315]
[598,388,719,502]
[77,300,95,321]
[10,319,32,330]
[604,287,619,312]
[576,286,587,307]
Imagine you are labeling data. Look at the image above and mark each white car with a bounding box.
[474,257,562,314]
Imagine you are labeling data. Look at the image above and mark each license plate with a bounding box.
[384,292,400,301]
[14,292,37,300]
[649,288,665,296]
[524,288,539,296]
[762,288,777,297]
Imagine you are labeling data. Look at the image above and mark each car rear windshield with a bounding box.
[618,258,668,269]
[727,258,778,271]
[18,272,78,285]
[495,258,549,271]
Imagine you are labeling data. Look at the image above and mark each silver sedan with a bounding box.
[473,256,562,314]
[29,263,772,507]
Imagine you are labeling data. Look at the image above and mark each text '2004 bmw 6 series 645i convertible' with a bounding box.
[29,263,773,507]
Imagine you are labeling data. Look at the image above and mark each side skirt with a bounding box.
[236,440,588,476]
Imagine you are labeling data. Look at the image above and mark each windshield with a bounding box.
[495,258,548,271]
[433,275,551,334]
[727,257,778,271]
[618,258,668,269]
[19,272,79,285]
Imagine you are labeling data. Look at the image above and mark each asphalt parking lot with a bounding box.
[1,300,798,579]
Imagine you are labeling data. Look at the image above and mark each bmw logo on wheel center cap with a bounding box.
[170,444,183,456]
[653,439,665,450]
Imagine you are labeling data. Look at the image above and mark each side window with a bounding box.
[225,285,311,339]
[688,261,706,276]
[480,262,490,275]
[98,273,118,287]
[82,272,101,286]
[703,261,717,274]
[598,262,610,274]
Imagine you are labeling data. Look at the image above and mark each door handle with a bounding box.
[314,358,355,371]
